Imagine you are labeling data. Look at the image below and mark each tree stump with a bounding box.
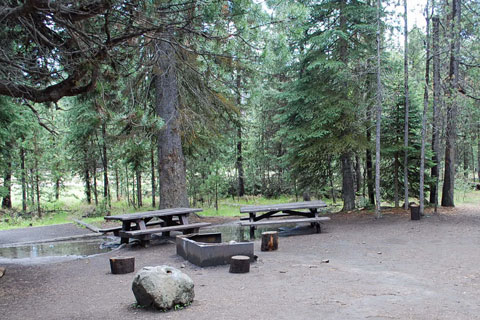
[410,205,420,220]
[229,255,250,273]
[110,256,135,274]
[261,231,279,251]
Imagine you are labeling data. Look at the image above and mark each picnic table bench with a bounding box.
[240,200,330,239]
[104,208,210,246]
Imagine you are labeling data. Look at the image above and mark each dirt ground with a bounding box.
[1,205,480,320]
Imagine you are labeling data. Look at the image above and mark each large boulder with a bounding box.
[132,265,194,310]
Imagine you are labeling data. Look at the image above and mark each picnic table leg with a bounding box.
[120,221,131,244]
[136,220,151,247]
[314,222,321,233]
[249,212,256,240]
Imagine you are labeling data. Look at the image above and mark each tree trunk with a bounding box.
[441,0,461,207]
[34,152,41,217]
[236,73,245,197]
[430,16,441,205]
[355,154,361,194]
[20,146,27,212]
[155,36,188,209]
[136,169,142,207]
[29,168,35,207]
[375,0,383,219]
[125,165,130,206]
[115,166,120,201]
[237,126,245,197]
[102,121,110,210]
[55,178,60,200]
[151,144,156,208]
[341,152,356,211]
[394,152,399,207]
[403,0,410,210]
[93,163,98,206]
[366,134,375,205]
[420,0,431,215]
[84,151,92,204]
[1,154,12,209]
[477,127,480,182]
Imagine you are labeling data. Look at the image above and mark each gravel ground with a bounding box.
[1,206,480,320]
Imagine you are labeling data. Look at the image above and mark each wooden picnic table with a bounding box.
[240,200,330,239]
[104,208,210,246]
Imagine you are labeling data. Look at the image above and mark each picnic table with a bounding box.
[240,200,330,239]
[104,208,211,246]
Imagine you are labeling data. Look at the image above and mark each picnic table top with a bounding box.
[104,208,203,221]
[240,200,327,214]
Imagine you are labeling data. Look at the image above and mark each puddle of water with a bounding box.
[0,237,117,260]
[205,223,316,242]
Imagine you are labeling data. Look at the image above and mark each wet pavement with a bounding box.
[0,223,92,246]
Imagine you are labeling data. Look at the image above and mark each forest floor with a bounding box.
[1,205,480,319]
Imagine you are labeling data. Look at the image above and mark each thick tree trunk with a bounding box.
[151,145,156,208]
[430,16,441,205]
[403,0,410,210]
[20,146,27,212]
[155,37,188,209]
[341,153,356,211]
[441,0,461,207]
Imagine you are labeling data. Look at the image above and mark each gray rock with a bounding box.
[132,265,194,310]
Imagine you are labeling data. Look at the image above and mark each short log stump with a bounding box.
[229,255,250,273]
[261,231,279,251]
[110,256,135,274]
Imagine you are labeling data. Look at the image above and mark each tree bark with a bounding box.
[236,126,245,197]
[136,169,142,207]
[236,73,245,197]
[366,131,375,205]
[34,145,41,217]
[375,0,383,218]
[155,36,188,209]
[84,149,92,204]
[1,152,12,209]
[403,0,410,210]
[441,0,461,207]
[115,166,120,201]
[430,16,441,205]
[101,121,110,210]
[93,162,98,206]
[55,179,60,201]
[151,144,156,208]
[20,145,27,212]
[478,127,480,182]
[355,154,361,194]
[420,0,431,215]
[341,153,356,211]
